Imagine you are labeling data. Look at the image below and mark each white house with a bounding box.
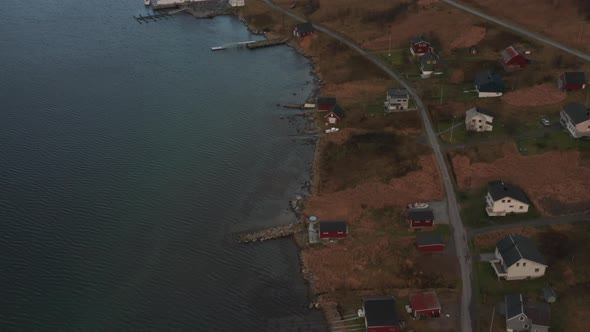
[560,102,590,138]
[475,70,504,97]
[465,107,494,132]
[385,88,410,112]
[490,234,547,281]
[485,181,530,217]
[505,294,550,332]
[229,0,245,6]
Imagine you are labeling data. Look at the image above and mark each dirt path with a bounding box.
[468,214,590,238]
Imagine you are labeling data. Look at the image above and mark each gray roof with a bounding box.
[387,88,409,98]
[416,232,444,246]
[294,22,315,34]
[488,181,529,204]
[475,71,504,93]
[362,296,399,327]
[319,221,347,233]
[467,106,495,118]
[328,104,345,118]
[563,72,586,85]
[562,103,590,125]
[410,35,430,45]
[525,301,551,327]
[408,208,434,221]
[505,294,525,320]
[496,234,547,267]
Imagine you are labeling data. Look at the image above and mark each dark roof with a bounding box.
[317,96,337,105]
[294,22,315,34]
[362,296,399,327]
[327,104,345,118]
[488,181,529,204]
[562,103,590,125]
[319,221,347,233]
[415,232,444,247]
[505,294,525,319]
[420,52,439,64]
[475,71,505,93]
[408,208,434,221]
[387,88,409,98]
[475,107,495,118]
[496,234,546,267]
[410,35,430,45]
[525,301,551,327]
[563,72,586,85]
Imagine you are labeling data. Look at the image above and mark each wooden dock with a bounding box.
[238,222,304,243]
[246,38,289,50]
[133,12,171,23]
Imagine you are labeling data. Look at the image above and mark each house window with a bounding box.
[519,316,525,321]
[479,126,482,129]
[472,119,476,123]
[501,199,505,203]
[509,205,514,208]
[524,324,529,329]
[535,268,540,272]
[523,262,527,267]
[507,200,512,203]
[520,206,524,209]
[478,120,482,123]
[516,263,520,267]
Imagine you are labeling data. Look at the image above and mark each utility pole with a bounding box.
[439,80,444,105]
[388,31,392,57]
[450,115,456,143]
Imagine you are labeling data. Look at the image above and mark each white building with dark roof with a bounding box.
[560,102,590,138]
[505,294,551,332]
[485,181,530,216]
[491,234,547,280]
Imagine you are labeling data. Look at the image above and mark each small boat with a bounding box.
[144,0,151,6]
[211,46,225,51]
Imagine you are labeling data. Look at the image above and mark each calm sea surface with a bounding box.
[0,0,326,330]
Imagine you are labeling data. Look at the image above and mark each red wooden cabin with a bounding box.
[324,104,344,125]
[415,232,445,252]
[318,221,348,239]
[558,72,586,91]
[500,46,530,70]
[409,35,433,56]
[317,97,337,111]
[407,208,434,229]
[409,291,441,319]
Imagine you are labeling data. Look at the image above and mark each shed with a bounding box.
[415,233,446,252]
[362,296,401,332]
[407,208,434,229]
[543,287,557,303]
[500,45,530,70]
[318,221,348,239]
[409,291,441,319]
[317,97,337,111]
[558,72,586,91]
[293,22,315,38]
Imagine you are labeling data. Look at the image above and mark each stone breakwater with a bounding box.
[238,222,305,243]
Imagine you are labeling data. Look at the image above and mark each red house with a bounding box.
[415,233,446,252]
[362,296,401,332]
[409,35,433,56]
[409,291,441,319]
[293,22,315,38]
[500,46,530,70]
[558,72,586,91]
[318,221,348,239]
[407,207,434,229]
[324,104,345,125]
[317,96,337,111]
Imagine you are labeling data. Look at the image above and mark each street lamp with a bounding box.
[450,115,456,143]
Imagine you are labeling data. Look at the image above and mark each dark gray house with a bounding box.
[505,294,550,332]
[475,70,504,98]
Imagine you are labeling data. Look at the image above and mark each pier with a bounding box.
[133,12,171,23]
[246,38,289,50]
[238,222,304,243]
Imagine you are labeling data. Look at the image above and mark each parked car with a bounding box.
[541,118,550,127]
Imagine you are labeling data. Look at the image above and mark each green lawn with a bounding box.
[518,130,590,155]
[457,188,541,228]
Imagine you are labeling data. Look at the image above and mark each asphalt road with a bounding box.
[440,0,590,62]
[469,214,590,238]
[257,2,474,331]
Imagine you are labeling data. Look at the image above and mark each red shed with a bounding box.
[409,291,441,319]
[500,46,530,70]
[319,221,348,239]
[558,72,586,91]
[292,21,315,38]
[416,232,446,252]
[407,207,434,229]
[317,96,337,111]
[409,35,433,56]
[324,104,345,125]
[362,296,401,332]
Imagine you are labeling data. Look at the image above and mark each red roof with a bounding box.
[410,292,441,311]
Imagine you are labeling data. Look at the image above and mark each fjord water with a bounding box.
[0,0,326,330]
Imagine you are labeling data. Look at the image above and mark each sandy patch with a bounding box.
[451,143,590,216]
[449,26,487,49]
[501,83,567,107]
